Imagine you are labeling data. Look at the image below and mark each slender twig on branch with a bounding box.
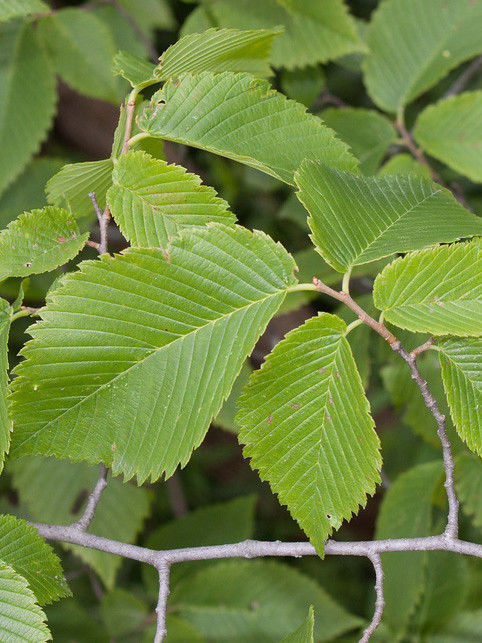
[444,56,482,97]
[410,338,434,358]
[394,118,444,184]
[121,89,138,156]
[313,279,460,540]
[73,464,108,532]
[88,192,110,255]
[155,562,171,643]
[360,555,385,643]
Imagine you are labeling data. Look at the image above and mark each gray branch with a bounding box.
[155,561,171,643]
[444,56,482,97]
[88,192,110,255]
[360,554,385,643]
[72,463,108,532]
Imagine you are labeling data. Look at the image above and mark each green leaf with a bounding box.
[208,0,365,69]
[143,495,257,593]
[378,153,431,180]
[10,224,297,483]
[0,158,64,230]
[107,150,236,248]
[0,561,50,642]
[280,67,325,108]
[117,0,175,34]
[0,207,88,283]
[426,609,482,642]
[0,299,11,475]
[415,551,468,635]
[373,240,482,337]
[136,71,358,185]
[0,0,47,22]
[237,313,381,555]
[38,8,119,103]
[375,461,443,637]
[46,159,114,221]
[101,589,149,637]
[363,0,482,113]
[455,453,482,528]
[170,560,362,641]
[0,514,70,605]
[414,91,482,182]
[10,456,151,588]
[156,27,280,80]
[0,20,55,195]
[437,337,482,456]
[320,108,397,175]
[214,361,253,433]
[283,606,314,642]
[112,50,156,89]
[93,5,149,60]
[295,161,481,272]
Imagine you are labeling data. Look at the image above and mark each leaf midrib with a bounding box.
[20,287,288,437]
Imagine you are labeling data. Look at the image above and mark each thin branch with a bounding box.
[444,56,482,97]
[121,89,138,156]
[313,279,460,539]
[410,337,434,358]
[155,562,171,643]
[313,278,400,346]
[360,554,385,642]
[88,192,110,255]
[27,527,482,565]
[394,117,444,184]
[72,464,108,532]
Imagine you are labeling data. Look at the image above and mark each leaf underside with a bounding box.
[136,71,357,185]
[373,239,482,336]
[107,150,236,248]
[438,337,482,456]
[237,313,381,555]
[10,224,296,483]
[295,161,482,272]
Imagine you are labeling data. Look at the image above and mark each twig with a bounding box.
[394,118,444,184]
[410,338,434,358]
[313,279,459,539]
[88,192,110,255]
[360,554,385,643]
[155,562,171,642]
[166,473,188,518]
[444,56,482,97]
[73,464,108,532]
[121,91,138,156]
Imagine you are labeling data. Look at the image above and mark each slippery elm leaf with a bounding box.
[0,562,50,642]
[107,150,236,248]
[296,161,482,272]
[437,337,482,456]
[37,8,119,104]
[209,0,365,69]
[414,91,482,182]
[0,514,70,605]
[320,108,397,175]
[0,0,48,22]
[373,239,482,337]
[0,207,88,283]
[0,300,11,475]
[455,453,482,528]
[46,159,114,222]
[378,153,431,180]
[237,313,381,555]
[136,71,358,185]
[363,0,482,112]
[112,50,156,89]
[155,27,280,80]
[9,224,297,483]
[283,606,315,642]
[0,20,56,195]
